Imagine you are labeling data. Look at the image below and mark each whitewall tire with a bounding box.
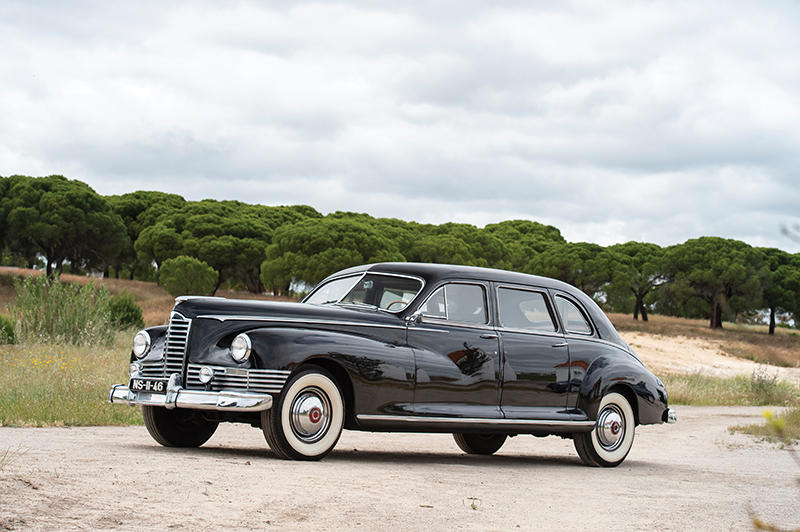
[574,392,635,467]
[262,367,345,460]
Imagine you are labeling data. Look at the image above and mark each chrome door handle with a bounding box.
[552,342,568,348]
[480,333,499,340]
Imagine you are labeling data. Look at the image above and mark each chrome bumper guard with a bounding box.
[666,408,677,424]
[108,373,272,413]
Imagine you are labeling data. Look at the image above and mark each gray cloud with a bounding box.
[1,0,799,252]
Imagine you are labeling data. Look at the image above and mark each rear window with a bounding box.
[556,296,593,335]
[498,288,556,332]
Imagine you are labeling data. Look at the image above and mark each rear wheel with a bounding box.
[261,367,345,460]
[574,392,635,467]
[142,406,218,447]
[453,433,507,455]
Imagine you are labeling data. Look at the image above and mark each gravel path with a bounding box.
[0,406,797,531]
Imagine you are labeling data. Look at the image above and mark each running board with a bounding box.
[356,414,596,433]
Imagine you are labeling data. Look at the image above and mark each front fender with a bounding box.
[577,355,668,425]
[132,325,168,364]
[224,327,416,417]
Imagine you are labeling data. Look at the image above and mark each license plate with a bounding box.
[130,378,168,394]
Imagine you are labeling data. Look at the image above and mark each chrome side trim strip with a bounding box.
[356,414,596,428]
[197,315,407,330]
[495,327,564,339]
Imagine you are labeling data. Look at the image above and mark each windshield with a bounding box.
[305,273,423,312]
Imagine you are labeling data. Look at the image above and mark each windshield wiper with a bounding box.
[334,301,386,312]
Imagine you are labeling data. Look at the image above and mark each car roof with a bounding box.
[330,262,576,291]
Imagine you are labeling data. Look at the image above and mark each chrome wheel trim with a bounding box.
[596,405,625,451]
[289,387,331,443]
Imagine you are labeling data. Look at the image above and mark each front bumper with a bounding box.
[109,373,273,412]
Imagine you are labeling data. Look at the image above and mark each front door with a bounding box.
[407,281,501,418]
[495,285,571,419]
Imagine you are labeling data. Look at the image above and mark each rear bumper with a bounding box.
[109,373,273,413]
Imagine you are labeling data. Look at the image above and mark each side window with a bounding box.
[418,286,446,318]
[419,283,488,324]
[498,288,556,332]
[556,296,592,335]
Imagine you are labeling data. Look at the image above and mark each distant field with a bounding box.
[609,312,800,368]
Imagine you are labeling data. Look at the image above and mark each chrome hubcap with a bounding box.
[596,405,625,451]
[290,388,331,443]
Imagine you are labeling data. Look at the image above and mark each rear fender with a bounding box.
[576,356,668,425]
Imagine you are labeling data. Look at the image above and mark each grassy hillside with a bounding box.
[0,266,295,327]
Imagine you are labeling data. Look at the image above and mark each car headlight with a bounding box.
[132,330,151,359]
[230,333,252,363]
[198,366,215,384]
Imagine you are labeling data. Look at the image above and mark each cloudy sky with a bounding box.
[1,1,799,251]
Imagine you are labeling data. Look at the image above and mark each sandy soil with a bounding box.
[0,406,797,531]
[622,331,800,383]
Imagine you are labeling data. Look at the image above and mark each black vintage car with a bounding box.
[110,262,675,466]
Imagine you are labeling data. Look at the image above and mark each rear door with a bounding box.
[495,284,571,419]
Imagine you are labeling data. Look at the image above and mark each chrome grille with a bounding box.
[164,312,191,376]
[186,364,290,394]
[140,312,191,378]
[140,363,164,378]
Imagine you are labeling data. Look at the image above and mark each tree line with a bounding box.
[1,175,799,332]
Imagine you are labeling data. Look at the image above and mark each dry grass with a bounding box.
[0,266,296,327]
[660,371,799,407]
[610,312,800,368]
[732,407,800,443]
[0,331,143,426]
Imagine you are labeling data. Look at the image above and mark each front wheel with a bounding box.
[574,392,635,467]
[453,433,507,455]
[261,367,345,460]
[142,406,218,447]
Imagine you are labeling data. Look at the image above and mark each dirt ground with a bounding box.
[622,331,800,383]
[0,406,797,531]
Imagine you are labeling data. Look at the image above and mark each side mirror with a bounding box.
[406,310,423,324]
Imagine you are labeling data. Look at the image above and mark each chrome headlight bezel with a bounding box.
[230,333,252,363]
[132,330,151,359]
[198,365,215,384]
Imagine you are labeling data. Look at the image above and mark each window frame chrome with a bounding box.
[414,280,492,328]
[553,293,595,336]
[494,283,561,336]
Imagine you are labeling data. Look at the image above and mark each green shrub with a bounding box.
[108,292,144,330]
[159,256,218,297]
[0,315,15,344]
[11,275,113,346]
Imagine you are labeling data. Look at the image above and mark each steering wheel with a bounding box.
[385,300,407,310]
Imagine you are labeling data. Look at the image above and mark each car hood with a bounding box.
[172,296,406,327]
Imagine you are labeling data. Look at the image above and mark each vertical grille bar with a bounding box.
[162,311,191,378]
